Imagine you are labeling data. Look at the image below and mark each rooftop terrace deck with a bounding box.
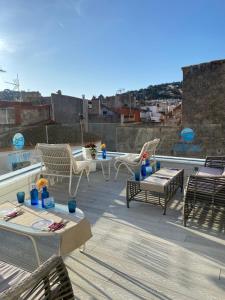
[51,161,225,300]
[1,160,225,299]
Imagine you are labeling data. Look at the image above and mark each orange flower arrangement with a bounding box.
[142,151,149,160]
[101,143,106,150]
[36,177,48,190]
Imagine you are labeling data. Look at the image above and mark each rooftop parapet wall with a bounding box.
[182,59,225,125]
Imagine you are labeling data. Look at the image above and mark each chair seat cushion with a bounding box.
[196,167,223,177]
[140,176,169,193]
[115,154,140,165]
[75,160,90,172]
[0,260,30,293]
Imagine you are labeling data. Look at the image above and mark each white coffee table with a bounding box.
[94,156,112,181]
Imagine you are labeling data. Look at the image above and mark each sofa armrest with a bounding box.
[205,156,225,169]
[185,174,225,201]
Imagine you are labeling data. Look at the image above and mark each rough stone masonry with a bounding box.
[182,59,225,156]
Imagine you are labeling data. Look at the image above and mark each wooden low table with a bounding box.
[126,168,184,214]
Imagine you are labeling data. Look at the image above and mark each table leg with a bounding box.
[79,243,86,253]
[180,170,184,192]
[100,160,111,181]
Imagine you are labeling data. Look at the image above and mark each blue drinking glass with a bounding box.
[134,170,140,181]
[17,192,25,204]
[68,199,76,213]
[146,166,153,176]
[156,161,161,171]
[152,165,156,173]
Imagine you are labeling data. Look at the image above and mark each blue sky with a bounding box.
[0,0,225,98]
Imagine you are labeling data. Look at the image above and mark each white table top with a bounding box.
[0,201,85,236]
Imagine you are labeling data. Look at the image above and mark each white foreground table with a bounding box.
[0,201,92,266]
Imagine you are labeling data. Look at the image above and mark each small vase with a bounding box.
[102,149,106,159]
[41,186,49,208]
[141,164,147,179]
[145,159,150,166]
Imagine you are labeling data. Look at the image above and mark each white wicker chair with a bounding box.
[36,143,90,197]
[114,138,160,180]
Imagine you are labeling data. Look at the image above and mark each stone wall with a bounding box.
[1,121,223,157]
[115,125,179,156]
[182,59,225,125]
[0,124,101,148]
[0,101,50,125]
[88,123,118,151]
[181,59,225,157]
[20,107,50,125]
[0,108,15,124]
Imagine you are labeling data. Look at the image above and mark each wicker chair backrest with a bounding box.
[36,143,78,175]
[137,138,160,161]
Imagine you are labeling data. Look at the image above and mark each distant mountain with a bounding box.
[127,81,182,100]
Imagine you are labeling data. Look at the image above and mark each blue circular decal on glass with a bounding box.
[12,133,25,150]
[181,128,195,142]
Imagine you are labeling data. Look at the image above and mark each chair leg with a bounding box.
[69,170,84,197]
[114,161,135,180]
[114,162,122,180]
[85,169,90,184]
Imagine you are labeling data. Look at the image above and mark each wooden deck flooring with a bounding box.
[50,162,225,300]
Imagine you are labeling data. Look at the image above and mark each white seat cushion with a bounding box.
[75,160,90,173]
[140,176,169,193]
[156,168,182,178]
[0,261,29,293]
[196,167,223,177]
[115,154,140,165]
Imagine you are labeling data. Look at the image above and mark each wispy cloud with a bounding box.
[33,47,58,58]
[69,0,85,17]
[58,22,65,29]
[0,38,15,54]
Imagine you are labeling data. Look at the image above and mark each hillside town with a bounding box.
[0,82,182,128]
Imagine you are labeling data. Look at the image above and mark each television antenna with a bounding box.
[116,88,125,94]
[5,74,22,101]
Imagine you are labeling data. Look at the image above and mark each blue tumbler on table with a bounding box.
[17,192,25,204]
[156,161,161,171]
[134,169,140,181]
[68,199,76,213]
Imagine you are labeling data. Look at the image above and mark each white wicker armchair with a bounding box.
[114,138,160,179]
[36,143,90,197]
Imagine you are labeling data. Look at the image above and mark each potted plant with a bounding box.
[82,143,97,160]
[82,143,97,172]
